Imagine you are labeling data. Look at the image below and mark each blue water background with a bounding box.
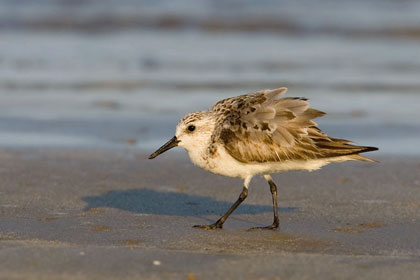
[0,0,419,154]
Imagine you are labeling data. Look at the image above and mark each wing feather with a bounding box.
[209,87,376,163]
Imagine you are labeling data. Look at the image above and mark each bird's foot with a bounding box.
[193,222,223,230]
[248,223,279,231]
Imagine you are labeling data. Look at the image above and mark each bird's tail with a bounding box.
[345,146,379,162]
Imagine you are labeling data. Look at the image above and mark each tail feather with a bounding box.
[351,146,379,162]
[347,154,379,163]
[315,140,379,160]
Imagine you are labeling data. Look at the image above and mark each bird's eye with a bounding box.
[187,125,196,132]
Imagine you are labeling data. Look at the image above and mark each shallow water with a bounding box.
[0,1,419,154]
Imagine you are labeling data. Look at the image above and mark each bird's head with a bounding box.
[149,111,215,159]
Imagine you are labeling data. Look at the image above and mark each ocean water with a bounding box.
[0,0,419,154]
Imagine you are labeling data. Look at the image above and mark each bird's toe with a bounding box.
[247,224,280,231]
[193,223,222,230]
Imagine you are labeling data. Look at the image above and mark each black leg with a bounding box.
[194,187,248,230]
[248,178,280,231]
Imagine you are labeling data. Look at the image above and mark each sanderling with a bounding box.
[149,87,378,230]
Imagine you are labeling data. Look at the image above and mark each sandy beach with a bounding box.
[0,148,419,279]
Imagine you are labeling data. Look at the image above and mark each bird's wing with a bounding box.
[209,88,374,163]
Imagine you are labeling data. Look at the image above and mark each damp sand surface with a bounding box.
[1,148,420,279]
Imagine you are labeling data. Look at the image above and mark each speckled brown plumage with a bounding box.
[208,87,376,163]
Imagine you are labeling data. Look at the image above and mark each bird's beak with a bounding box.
[148,136,180,159]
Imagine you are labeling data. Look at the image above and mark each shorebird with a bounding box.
[149,87,378,230]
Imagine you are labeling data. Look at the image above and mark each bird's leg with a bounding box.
[248,175,280,231]
[193,187,248,230]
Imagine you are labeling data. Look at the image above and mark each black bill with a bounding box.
[148,136,180,159]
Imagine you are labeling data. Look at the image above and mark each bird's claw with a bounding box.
[193,223,223,230]
[247,224,280,231]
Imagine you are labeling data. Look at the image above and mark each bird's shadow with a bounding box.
[82,189,298,216]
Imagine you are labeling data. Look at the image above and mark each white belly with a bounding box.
[186,145,350,179]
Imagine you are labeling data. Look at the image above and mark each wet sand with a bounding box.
[0,148,420,279]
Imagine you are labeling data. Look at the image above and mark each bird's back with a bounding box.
[208,88,377,165]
